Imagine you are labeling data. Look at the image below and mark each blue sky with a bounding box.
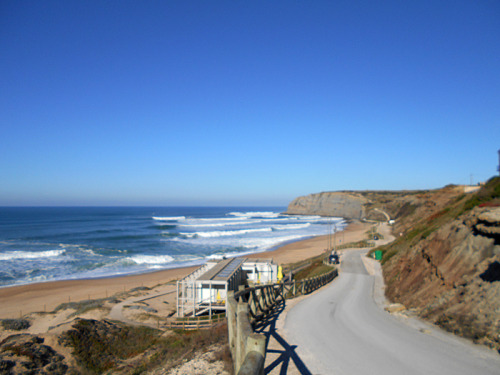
[1,1,499,206]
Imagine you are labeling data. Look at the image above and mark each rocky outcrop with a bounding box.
[286,192,368,218]
[0,334,68,374]
[469,210,500,239]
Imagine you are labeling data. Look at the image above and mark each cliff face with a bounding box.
[384,206,500,349]
[285,189,445,221]
[286,192,367,218]
[381,177,500,349]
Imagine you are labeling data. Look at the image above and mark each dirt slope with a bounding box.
[380,177,500,350]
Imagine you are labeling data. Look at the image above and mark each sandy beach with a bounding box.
[0,220,370,319]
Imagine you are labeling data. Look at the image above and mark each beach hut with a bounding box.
[241,259,278,285]
[176,257,278,317]
[177,257,246,317]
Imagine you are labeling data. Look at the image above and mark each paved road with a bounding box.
[284,249,500,375]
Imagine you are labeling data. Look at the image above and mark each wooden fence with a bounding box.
[226,266,338,375]
[284,268,338,298]
[165,313,226,330]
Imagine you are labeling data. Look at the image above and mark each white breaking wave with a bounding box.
[181,227,273,238]
[272,223,311,230]
[260,217,296,222]
[0,249,66,261]
[284,215,324,221]
[228,211,280,218]
[205,234,309,258]
[152,216,186,221]
[127,254,174,264]
[177,220,256,228]
[192,217,251,222]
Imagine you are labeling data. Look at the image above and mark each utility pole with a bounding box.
[327,218,331,251]
[498,149,500,176]
[333,222,337,252]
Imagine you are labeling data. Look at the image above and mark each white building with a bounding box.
[242,259,278,285]
[177,257,279,317]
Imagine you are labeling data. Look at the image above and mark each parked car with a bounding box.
[329,253,340,264]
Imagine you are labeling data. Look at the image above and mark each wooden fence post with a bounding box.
[227,291,237,360]
[236,302,250,371]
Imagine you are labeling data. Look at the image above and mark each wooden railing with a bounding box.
[165,313,226,330]
[284,268,338,298]
[227,265,338,375]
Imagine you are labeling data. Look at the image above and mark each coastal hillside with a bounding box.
[285,186,465,222]
[379,177,500,350]
[286,179,500,350]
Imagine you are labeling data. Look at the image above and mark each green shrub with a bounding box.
[1,319,31,331]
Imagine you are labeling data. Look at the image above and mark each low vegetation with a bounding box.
[59,318,231,374]
[337,239,374,250]
[282,252,328,276]
[293,260,333,280]
[1,318,31,331]
[54,298,114,318]
[434,313,497,348]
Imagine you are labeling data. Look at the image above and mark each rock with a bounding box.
[386,303,406,313]
[286,192,368,219]
[0,334,68,374]
[478,208,500,225]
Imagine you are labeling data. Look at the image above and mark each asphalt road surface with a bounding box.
[284,249,500,375]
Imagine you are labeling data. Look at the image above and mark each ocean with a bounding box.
[0,207,344,287]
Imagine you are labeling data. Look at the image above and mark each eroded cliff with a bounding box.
[380,177,500,350]
[285,188,453,222]
[286,192,368,218]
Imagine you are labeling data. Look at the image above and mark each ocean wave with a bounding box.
[189,216,251,222]
[260,217,297,222]
[177,220,256,228]
[127,254,175,264]
[152,216,186,221]
[272,223,311,230]
[180,227,273,238]
[102,234,152,241]
[204,234,309,258]
[150,224,177,230]
[0,249,66,261]
[228,211,280,218]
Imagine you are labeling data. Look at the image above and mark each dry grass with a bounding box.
[59,318,232,374]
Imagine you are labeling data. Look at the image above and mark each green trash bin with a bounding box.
[374,250,383,260]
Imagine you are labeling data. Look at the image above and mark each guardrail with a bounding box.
[227,266,338,375]
[285,268,338,298]
[165,313,226,330]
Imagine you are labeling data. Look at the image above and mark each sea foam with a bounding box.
[177,220,256,228]
[0,249,65,261]
[272,223,311,230]
[152,216,186,221]
[228,211,280,218]
[127,254,174,264]
[181,227,273,238]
